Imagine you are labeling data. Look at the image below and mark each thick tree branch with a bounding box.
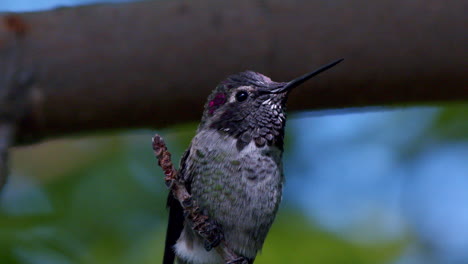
[0,0,466,146]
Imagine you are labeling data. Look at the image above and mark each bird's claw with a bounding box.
[203,226,223,251]
[227,257,249,264]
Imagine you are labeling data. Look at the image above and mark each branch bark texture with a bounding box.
[0,0,466,145]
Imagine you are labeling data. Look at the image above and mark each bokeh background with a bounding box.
[1,1,467,264]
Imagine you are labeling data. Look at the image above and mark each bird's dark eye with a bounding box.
[235,91,249,102]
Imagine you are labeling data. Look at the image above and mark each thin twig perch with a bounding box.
[0,124,13,190]
[0,24,34,191]
[152,134,248,264]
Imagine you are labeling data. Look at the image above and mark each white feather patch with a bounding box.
[174,240,223,264]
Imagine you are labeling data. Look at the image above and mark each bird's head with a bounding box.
[199,59,343,151]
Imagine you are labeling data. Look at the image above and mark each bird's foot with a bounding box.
[226,257,249,264]
[201,220,224,251]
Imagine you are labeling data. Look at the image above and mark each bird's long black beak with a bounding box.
[270,58,343,93]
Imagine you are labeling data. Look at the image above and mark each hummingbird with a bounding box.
[164,59,343,264]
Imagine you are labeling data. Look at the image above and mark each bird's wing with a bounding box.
[163,147,191,264]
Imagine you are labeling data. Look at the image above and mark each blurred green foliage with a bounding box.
[1,130,403,264]
[257,213,403,264]
[1,104,466,263]
[432,103,468,140]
